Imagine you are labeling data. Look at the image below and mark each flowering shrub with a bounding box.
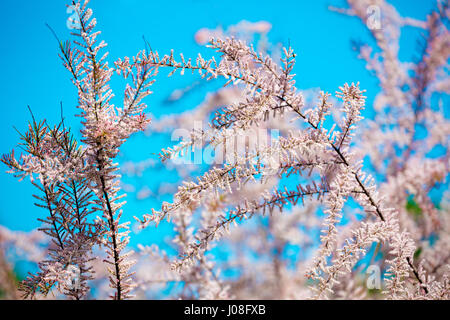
[0,0,448,300]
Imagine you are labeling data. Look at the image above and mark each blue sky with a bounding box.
[0,0,439,246]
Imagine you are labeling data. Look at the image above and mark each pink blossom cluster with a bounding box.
[0,0,448,300]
